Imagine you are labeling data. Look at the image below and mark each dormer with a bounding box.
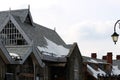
[24,9,34,26]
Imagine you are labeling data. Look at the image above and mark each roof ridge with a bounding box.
[33,23,55,31]
[0,8,28,13]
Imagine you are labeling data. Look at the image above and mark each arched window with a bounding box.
[0,20,28,45]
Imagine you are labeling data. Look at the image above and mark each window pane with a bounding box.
[0,21,28,45]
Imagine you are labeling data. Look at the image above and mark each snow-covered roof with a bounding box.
[10,53,21,59]
[83,56,107,64]
[88,59,106,64]
[87,64,106,79]
[10,53,19,57]
[37,37,69,57]
[112,65,120,75]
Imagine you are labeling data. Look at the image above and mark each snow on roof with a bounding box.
[10,53,19,57]
[112,65,120,75]
[87,65,106,79]
[9,53,21,59]
[88,59,105,64]
[37,37,69,57]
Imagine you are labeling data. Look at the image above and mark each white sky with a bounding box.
[1,0,120,59]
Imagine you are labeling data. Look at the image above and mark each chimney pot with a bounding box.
[116,55,120,60]
[91,53,97,59]
[107,52,113,64]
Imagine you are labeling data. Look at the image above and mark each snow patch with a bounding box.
[87,65,106,79]
[37,37,69,57]
[88,59,105,64]
[10,53,21,59]
[112,65,120,75]
[10,53,19,57]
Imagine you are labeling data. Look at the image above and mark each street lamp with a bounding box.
[111,20,120,44]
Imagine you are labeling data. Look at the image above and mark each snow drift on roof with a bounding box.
[112,65,120,75]
[10,53,19,57]
[88,59,106,64]
[37,37,69,57]
[87,65,106,79]
[10,53,21,59]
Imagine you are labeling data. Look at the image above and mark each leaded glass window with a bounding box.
[0,20,28,45]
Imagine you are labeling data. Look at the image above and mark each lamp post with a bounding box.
[111,20,120,44]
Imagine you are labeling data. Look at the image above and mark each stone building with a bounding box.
[0,8,120,80]
[0,8,84,80]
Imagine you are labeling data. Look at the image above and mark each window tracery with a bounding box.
[0,20,28,45]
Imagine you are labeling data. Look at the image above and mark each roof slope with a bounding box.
[8,9,68,48]
[0,9,68,47]
[82,56,107,64]
[0,9,28,26]
[0,9,72,62]
[6,46,31,59]
[83,56,110,79]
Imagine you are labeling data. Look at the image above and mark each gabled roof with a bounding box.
[0,9,28,25]
[6,46,32,60]
[83,56,110,79]
[6,45,45,67]
[0,9,73,64]
[82,56,108,64]
[0,9,69,48]
[83,56,120,78]
[24,10,34,26]
[0,12,32,44]
[87,64,106,79]
[67,43,81,57]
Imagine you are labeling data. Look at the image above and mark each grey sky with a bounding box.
[0,0,120,59]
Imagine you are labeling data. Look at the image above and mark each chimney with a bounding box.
[102,56,107,60]
[107,52,113,64]
[116,55,120,60]
[91,53,97,59]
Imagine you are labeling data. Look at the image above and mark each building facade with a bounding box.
[83,53,120,80]
[0,8,84,80]
[0,8,120,80]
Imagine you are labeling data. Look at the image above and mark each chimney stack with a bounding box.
[91,53,97,59]
[107,52,113,64]
[116,55,120,60]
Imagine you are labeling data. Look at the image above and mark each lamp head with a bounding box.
[111,32,119,44]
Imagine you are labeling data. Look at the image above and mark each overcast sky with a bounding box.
[1,0,120,59]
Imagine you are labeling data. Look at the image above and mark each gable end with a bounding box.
[24,10,34,26]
